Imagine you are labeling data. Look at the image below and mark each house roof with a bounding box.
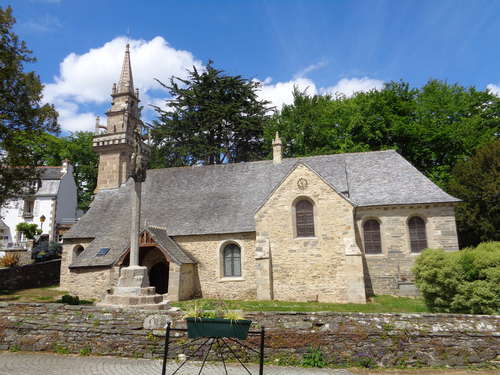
[39,167,64,180]
[65,150,459,268]
[0,219,8,231]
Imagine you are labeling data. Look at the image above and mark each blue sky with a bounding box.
[4,0,500,133]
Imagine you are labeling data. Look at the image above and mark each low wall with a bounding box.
[0,302,498,368]
[0,260,61,290]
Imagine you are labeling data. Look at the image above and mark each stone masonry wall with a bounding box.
[355,204,459,296]
[255,164,365,303]
[174,232,257,300]
[0,260,60,290]
[0,303,498,368]
[59,239,119,300]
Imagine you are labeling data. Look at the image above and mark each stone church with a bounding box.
[60,46,460,305]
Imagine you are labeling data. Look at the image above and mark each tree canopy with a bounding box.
[266,80,499,189]
[448,139,499,248]
[0,6,58,206]
[151,61,272,167]
[16,131,97,211]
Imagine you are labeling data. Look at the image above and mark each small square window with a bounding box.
[96,248,110,257]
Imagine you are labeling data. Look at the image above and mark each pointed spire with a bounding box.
[116,43,134,94]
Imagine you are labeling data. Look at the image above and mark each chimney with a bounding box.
[61,159,72,175]
[272,132,282,164]
[95,116,100,134]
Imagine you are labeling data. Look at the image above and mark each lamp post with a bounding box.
[39,215,46,232]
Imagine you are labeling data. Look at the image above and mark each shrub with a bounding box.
[301,347,326,368]
[0,253,20,267]
[414,242,500,314]
[56,294,93,305]
[16,222,42,240]
[32,239,62,262]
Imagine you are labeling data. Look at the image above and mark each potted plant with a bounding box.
[184,301,252,339]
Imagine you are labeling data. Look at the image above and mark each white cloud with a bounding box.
[487,83,500,96]
[257,77,318,110]
[293,59,328,79]
[44,36,201,132]
[321,77,384,97]
[257,76,384,110]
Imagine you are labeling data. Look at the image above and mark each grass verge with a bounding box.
[0,285,67,303]
[171,295,429,313]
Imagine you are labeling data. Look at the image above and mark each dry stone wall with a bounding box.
[0,302,498,368]
[0,260,60,290]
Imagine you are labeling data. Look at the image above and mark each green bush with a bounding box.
[56,294,93,305]
[414,242,500,314]
[301,347,326,368]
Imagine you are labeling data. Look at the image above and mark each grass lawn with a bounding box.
[0,285,67,303]
[172,295,429,313]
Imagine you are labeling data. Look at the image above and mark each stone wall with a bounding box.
[255,164,365,303]
[59,239,119,300]
[355,204,459,296]
[0,260,60,290]
[174,232,257,300]
[0,303,498,368]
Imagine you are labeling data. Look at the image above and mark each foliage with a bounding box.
[413,242,500,314]
[0,253,20,267]
[151,61,272,167]
[15,222,41,239]
[448,139,500,248]
[266,80,499,189]
[183,300,244,320]
[173,295,428,313]
[56,294,93,305]
[301,347,326,368]
[31,238,62,262]
[14,131,97,211]
[0,6,59,207]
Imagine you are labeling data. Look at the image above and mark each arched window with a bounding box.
[223,243,241,277]
[408,217,427,253]
[363,220,382,254]
[295,199,315,237]
[73,245,84,260]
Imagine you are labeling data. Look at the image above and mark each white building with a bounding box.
[0,161,78,256]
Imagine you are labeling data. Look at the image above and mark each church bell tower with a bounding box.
[93,44,142,191]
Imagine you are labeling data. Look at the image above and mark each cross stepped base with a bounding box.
[97,266,170,311]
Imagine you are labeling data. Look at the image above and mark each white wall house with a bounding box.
[0,161,78,257]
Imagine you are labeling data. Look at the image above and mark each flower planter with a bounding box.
[186,317,252,339]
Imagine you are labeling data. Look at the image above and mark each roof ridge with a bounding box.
[146,149,397,174]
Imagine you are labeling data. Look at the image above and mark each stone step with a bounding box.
[102,294,164,306]
[97,301,170,311]
[110,286,157,296]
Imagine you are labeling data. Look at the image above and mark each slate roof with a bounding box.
[0,219,8,231]
[39,167,64,180]
[147,226,195,265]
[66,150,459,268]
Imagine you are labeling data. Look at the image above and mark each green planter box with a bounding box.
[186,318,252,339]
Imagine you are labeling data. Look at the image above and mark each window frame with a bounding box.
[293,197,316,238]
[362,218,383,255]
[407,216,428,253]
[218,241,244,281]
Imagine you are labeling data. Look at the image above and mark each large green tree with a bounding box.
[448,140,500,248]
[267,80,500,189]
[151,61,272,167]
[0,6,58,206]
[15,131,97,211]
